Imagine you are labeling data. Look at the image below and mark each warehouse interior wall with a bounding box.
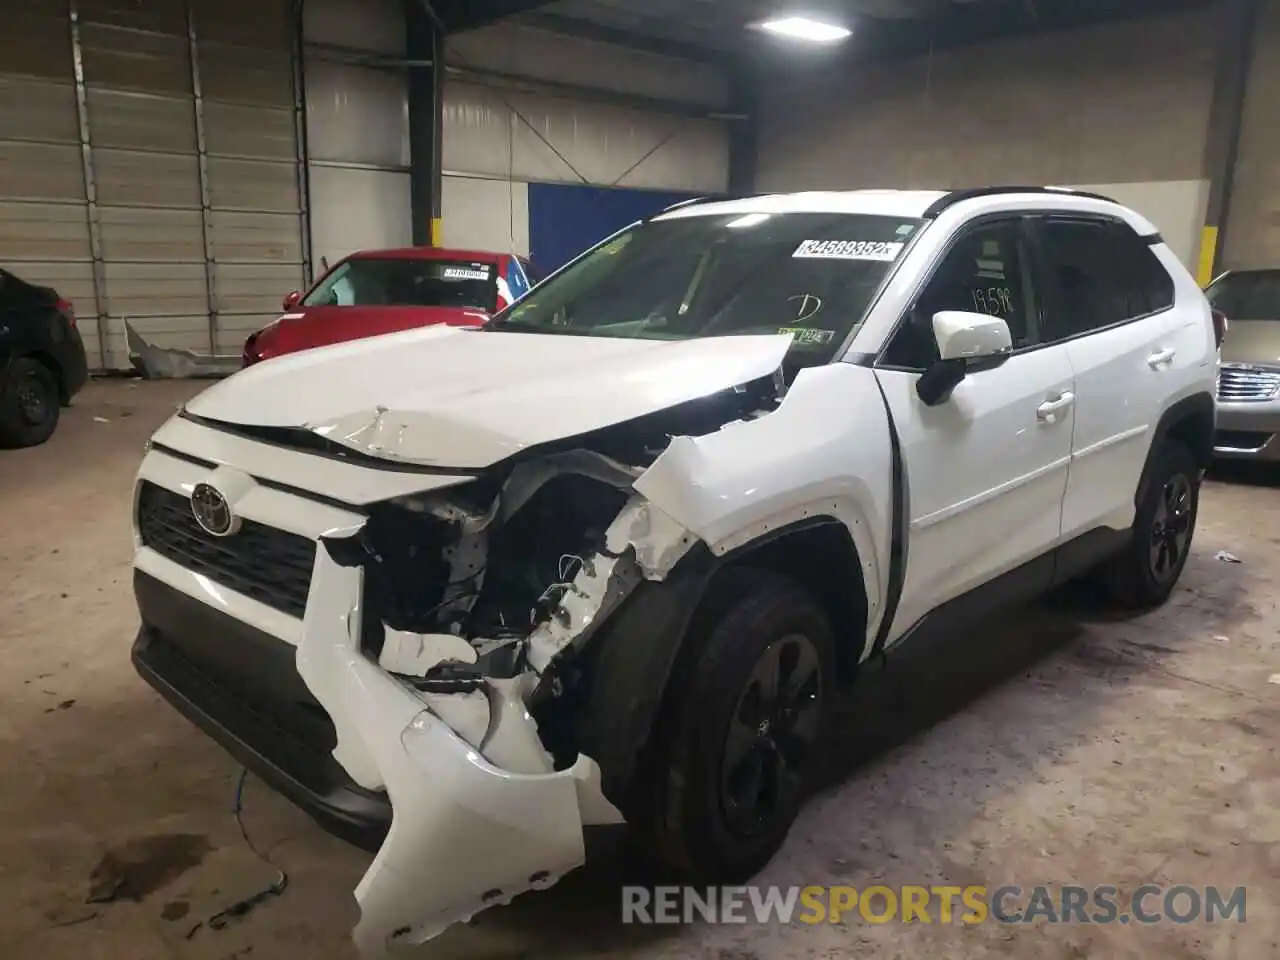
[0,0,305,370]
[526,182,704,275]
[756,9,1216,269]
[440,21,728,265]
[301,5,729,278]
[303,0,411,274]
[1222,0,1280,270]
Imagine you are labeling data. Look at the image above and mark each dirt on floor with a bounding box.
[0,378,1276,960]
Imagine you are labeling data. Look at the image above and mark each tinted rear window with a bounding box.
[1207,270,1280,319]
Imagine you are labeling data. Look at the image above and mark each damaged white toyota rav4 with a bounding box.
[131,187,1217,954]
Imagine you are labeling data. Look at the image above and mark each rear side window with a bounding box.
[1037,218,1173,339]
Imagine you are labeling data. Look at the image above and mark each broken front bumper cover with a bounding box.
[296,527,621,956]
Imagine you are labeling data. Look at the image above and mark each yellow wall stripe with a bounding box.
[1196,225,1219,287]
[430,217,443,247]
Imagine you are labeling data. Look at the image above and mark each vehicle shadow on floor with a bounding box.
[427,549,1250,957]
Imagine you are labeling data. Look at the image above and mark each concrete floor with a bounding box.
[1,378,1277,960]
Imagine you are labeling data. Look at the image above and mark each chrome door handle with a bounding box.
[1147,348,1176,369]
[1037,391,1076,423]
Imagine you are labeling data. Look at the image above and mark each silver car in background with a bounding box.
[1208,269,1280,463]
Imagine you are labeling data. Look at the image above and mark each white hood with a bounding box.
[185,325,793,469]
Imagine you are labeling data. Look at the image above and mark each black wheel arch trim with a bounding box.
[1136,391,1215,509]
[583,514,870,818]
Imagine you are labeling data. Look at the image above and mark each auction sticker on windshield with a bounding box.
[793,240,904,261]
[781,327,835,346]
[441,266,492,281]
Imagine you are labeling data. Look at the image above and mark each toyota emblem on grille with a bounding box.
[191,482,238,537]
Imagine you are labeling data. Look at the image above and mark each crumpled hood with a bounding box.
[185,324,793,469]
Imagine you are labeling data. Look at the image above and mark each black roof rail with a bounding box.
[922,185,1120,219]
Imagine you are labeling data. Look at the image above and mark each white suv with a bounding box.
[130,187,1217,955]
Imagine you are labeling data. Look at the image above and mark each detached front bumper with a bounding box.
[297,539,602,954]
[133,537,610,957]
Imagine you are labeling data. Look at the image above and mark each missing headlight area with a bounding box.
[286,372,793,955]
[331,372,783,776]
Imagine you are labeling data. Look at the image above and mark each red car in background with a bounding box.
[242,247,539,366]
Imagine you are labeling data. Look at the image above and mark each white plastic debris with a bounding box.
[1268,674,1280,685]
[93,416,110,423]
[1212,635,1231,643]
[1215,551,1243,563]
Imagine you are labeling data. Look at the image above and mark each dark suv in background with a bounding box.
[0,267,89,448]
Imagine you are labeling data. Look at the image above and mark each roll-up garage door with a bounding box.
[0,1,101,366]
[0,0,304,370]
[194,0,307,357]
[78,0,208,368]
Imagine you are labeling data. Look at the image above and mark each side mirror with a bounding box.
[916,310,1013,406]
[282,290,301,310]
[933,310,1012,361]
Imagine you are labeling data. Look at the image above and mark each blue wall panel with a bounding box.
[527,182,706,276]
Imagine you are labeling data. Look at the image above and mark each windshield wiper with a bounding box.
[481,319,606,336]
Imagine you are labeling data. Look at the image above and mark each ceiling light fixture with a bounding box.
[758,16,851,43]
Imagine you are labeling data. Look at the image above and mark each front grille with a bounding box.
[1216,365,1280,402]
[137,481,315,618]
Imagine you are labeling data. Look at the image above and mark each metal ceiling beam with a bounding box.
[519,10,727,63]
[428,0,559,32]
[444,63,726,118]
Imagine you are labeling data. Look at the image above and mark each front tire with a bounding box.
[1102,440,1199,608]
[0,358,60,448]
[645,569,835,881]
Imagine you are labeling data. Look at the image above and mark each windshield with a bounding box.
[489,212,922,365]
[303,257,498,311]
[1207,270,1280,320]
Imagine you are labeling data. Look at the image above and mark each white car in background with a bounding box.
[129,186,1218,955]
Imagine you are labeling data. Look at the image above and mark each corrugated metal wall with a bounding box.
[303,0,412,271]
[0,0,304,370]
[301,1,730,266]
[756,9,1216,268]
[1222,0,1280,270]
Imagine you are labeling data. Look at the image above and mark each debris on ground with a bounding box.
[1215,551,1243,563]
[44,905,99,929]
[92,416,110,423]
[1212,634,1231,643]
[186,771,289,940]
[1268,674,1280,685]
[126,320,239,378]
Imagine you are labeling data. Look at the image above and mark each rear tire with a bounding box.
[641,569,835,881]
[1101,440,1199,608]
[0,358,60,448]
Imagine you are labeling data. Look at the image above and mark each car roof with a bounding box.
[654,187,1158,236]
[346,247,511,263]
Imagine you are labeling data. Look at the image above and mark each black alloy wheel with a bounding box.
[720,633,824,839]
